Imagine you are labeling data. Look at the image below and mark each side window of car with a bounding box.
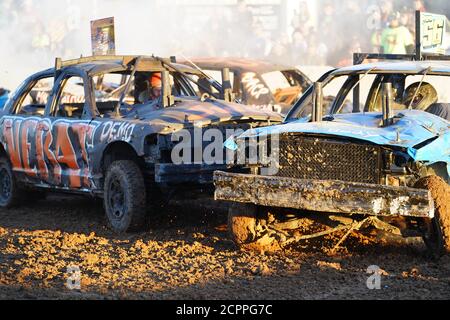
[55,76,86,119]
[92,73,134,116]
[15,77,54,116]
[203,69,238,97]
[293,75,349,119]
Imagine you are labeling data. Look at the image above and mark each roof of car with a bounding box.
[332,60,450,76]
[183,57,296,74]
[56,55,203,76]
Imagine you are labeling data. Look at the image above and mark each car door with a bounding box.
[1,70,54,185]
[45,69,97,190]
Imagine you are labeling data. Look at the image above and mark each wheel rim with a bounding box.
[108,177,126,219]
[0,168,12,203]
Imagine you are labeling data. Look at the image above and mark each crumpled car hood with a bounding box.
[129,98,283,134]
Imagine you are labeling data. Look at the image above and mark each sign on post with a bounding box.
[418,12,446,55]
[90,17,116,56]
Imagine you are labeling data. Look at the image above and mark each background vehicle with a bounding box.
[214,58,450,256]
[0,55,282,233]
[0,87,9,109]
[181,57,312,115]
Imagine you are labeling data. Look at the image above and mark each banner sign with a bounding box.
[91,17,116,56]
[420,12,446,55]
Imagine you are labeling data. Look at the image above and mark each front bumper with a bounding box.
[155,163,229,184]
[214,171,434,218]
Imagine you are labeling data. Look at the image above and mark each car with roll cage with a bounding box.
[179,57,312,115]
[214,53,450,257]
[0,55,282,233]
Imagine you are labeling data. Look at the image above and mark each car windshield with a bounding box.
[287,71,450,121]
[90,68,217,117]
[93,70,204,103]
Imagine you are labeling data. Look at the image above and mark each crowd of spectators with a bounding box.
[259,0,440,67]
[163,0,447,67]
[0,0,449,90]
[0,0,83,65]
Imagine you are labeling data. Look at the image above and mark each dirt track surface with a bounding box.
[0,194,449,300]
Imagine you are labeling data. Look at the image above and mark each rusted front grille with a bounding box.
[274,134,381,184]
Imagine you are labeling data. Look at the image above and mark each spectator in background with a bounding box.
[399,6,416,34]
[381,12,415,54]
[247,21,271,59]
[371,28,383,53]
[337,38,362,67]
[291,1,311,30]
[414,0,426,12]
[290,29,308,65]
[269,41,291,65]
[231,0,254,56]
[380,0,394,24]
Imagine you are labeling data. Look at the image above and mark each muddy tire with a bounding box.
[415,176,450,256]
[228,203,280,252]
[0,157,24,208]
[228,203,258,245]
[104,160,147,233]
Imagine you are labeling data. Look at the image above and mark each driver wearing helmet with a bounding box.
[149,73,162,100]
[403,81,450,120]
[402,82,438,110]
[137,73,162,104]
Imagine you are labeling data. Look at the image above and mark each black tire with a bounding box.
[104,160,147,233]
[0,157,23,208]
[228,203,258,246]
[228,203,280,252]
[415,176,450,257]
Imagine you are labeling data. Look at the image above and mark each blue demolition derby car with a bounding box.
[214,58,450,256]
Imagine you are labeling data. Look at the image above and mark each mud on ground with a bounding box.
[0,194,449,300]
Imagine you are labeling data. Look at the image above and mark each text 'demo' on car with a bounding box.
[0,55,282,233]
[214,54,450,257]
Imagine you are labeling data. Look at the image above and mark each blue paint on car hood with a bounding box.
[233,110,450,174]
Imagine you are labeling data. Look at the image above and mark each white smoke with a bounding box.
[1,0,449,91]
[0,0,268,90]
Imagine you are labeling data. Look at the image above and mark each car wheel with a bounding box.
[0,157,23,208]
[228,203,280,252]
[415,175,450,257]
[104,160,147,233]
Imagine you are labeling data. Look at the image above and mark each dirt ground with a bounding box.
[0,194,449,300]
